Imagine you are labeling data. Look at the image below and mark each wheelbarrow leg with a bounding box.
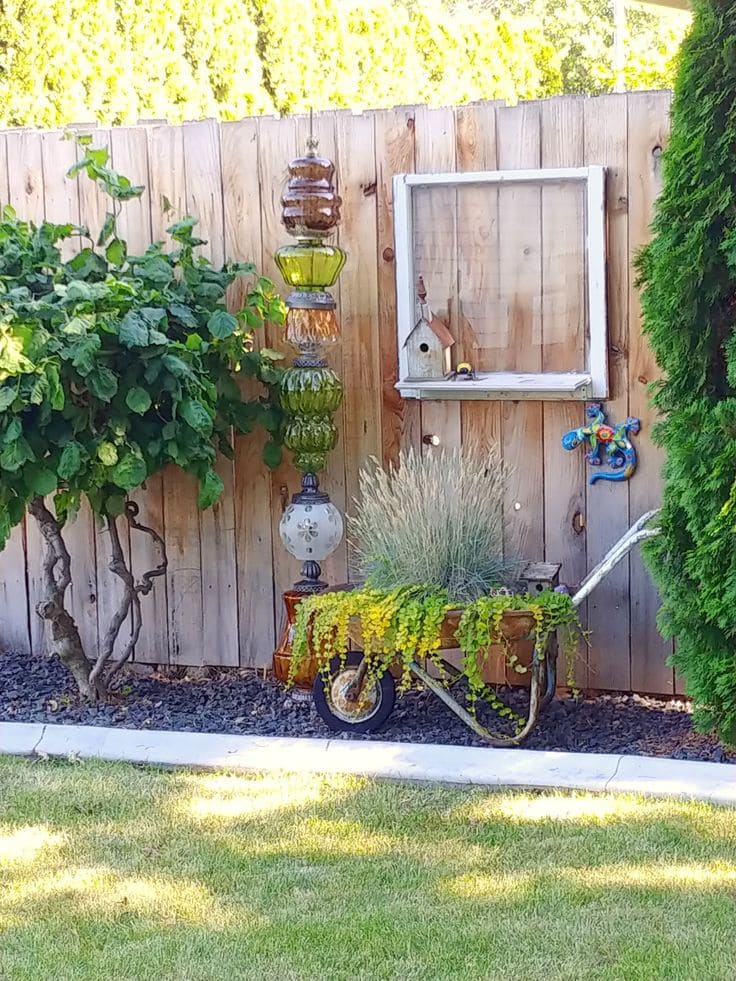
[408,647,546,748]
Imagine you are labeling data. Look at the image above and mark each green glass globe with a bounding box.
[274,243,347,288]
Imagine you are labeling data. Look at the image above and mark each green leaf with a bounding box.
[3,418,21,444]
[207,310,238,339]
[125,387,152,415]
[96,211,116,246]
[105,237,126,266]
[0,386,16,411]
[45,363,64,409]
[69,334,101,376]
[169,304,199,329]
[167,216,198,239]
[260,348,286,361]
[139,257,173,285]
[104,493,126,517]
[29,374,48,405]
[97,441,119,466]
[118,311,149,348]
[161,354,191,379]
[58,441,83,480]
[0,436,35,472]
[110,450,147,491]
[258,406,280,434]
[30,468,57,495]
[262,440,282,470]
[197,468,224,509]
[179,398,213,438]
[87,365,118,401]
[66,250,107,280]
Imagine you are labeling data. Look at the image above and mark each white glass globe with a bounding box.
[279,499,344,562]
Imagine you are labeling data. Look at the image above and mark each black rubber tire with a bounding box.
[312,651,396,733]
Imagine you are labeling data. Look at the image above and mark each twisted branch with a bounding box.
[27,496,101,702]
[91,500,168,686]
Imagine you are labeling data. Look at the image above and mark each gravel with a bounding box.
[1,648,733,764]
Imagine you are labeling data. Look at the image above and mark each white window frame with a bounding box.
[393,166,608,401]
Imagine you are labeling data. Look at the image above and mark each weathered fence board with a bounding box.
[584,93,633,691]
[0,93,677,693]
[627,90,674,695]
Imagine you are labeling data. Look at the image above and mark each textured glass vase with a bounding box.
[284,415,339,473]
[280,365,343,416]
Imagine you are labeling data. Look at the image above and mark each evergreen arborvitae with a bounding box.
[637,0,736,743]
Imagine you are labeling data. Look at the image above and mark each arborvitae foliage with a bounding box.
[637,0,736,743]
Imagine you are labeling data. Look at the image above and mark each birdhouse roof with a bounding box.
[427,315,454,349]
[411,276,454,349]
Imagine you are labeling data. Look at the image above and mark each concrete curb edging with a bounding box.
[1,721,734,805]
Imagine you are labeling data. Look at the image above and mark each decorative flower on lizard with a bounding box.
[561,403,640,484]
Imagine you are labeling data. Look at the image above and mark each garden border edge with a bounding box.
[1,721,733,805]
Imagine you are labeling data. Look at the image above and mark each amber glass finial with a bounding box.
[281,129,342,239]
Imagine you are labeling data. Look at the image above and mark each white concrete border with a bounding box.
[1,721,734,805]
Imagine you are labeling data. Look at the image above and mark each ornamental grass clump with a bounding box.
[349,445,521,603]
[636,0,736,744]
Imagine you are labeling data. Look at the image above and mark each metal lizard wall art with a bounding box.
[561,403,641,483]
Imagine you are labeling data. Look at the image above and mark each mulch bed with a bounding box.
[1,648,733,764]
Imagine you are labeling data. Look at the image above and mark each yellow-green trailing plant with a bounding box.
[290,585,583,724]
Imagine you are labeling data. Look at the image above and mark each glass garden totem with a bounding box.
[275,122,346,593]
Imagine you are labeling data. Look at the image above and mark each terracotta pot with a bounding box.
[272,591,318,690]
[275,601,543,691]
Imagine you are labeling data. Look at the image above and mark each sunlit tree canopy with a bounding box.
[0,0,690,127]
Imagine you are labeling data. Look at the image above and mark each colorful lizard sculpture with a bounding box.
[561,403,640,484]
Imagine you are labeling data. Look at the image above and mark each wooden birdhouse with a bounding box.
[404,277,454,380]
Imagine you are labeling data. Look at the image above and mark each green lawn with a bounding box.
[1,757,735,981]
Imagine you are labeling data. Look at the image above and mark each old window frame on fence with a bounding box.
[393,166,608,401]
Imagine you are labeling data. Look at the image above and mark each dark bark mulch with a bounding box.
[1,648,733,764]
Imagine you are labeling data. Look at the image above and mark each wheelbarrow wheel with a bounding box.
[313,652,395,733]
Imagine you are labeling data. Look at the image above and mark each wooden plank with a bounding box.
[374,106,418,465]
[496,103,544,563]
[221,117,275,666]
[110,125,169,666]
[257,114,301,601]
[147,123,203,666]
[453,101,505,682]
[540,97,588,689]
[413,105,461,452]
[336,111,382,574]
[0,131,31,655]
[584,93,633,692]
[183,119,239,666]
[454,101,503,456]
[295,110,348,588]
[627,90,674,695]
[6,131,47,656]
[41,130,100,662]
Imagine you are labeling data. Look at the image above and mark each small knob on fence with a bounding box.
[422,434,440,446]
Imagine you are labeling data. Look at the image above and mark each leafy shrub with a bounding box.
[636,0,736,743]
[349,445,521,603]
[0,140,285,698]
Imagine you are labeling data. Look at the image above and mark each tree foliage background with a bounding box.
[0,0,690,128]
[637,0,736,743]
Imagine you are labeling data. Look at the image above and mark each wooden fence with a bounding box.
[0,91,678,694]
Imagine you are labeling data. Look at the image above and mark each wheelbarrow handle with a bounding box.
[571,509,661,608]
